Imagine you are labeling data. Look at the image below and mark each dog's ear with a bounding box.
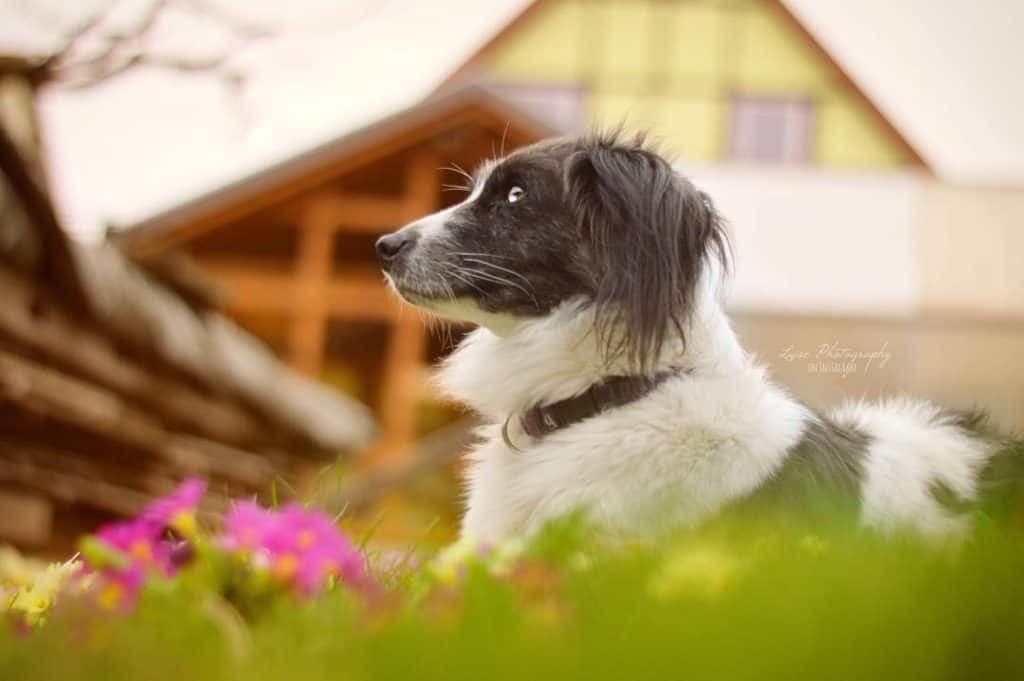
[564,133,729,371]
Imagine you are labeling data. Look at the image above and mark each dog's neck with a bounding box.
[437,290,746,422]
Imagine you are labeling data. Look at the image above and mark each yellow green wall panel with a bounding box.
[482,0,909,168]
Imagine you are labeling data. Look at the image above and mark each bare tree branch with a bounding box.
[20,0,274,90]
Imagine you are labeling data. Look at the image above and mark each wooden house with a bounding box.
[117,86,555,463]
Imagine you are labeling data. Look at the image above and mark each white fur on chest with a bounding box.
[438,301,810,540]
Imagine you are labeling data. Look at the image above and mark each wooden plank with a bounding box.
[288,199,335,375]
[335,194,409,232]
[373,147,438,463]
[201,257,398,320]
[200,258,295,311]
[328,278,398,319]
[374,310,427,462]
[283,193,411,234]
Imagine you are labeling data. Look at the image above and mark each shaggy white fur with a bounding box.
[438,286,996,541]
[831,399,992,540]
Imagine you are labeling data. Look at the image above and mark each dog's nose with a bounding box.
[375,230,417,267]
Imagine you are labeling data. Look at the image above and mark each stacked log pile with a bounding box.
[0,107,374,554]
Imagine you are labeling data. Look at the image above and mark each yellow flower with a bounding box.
[0,545,46,587]
[649,546,741,602]
[430,536,479,585]
[488,538,525,577]
[8,558,79,624]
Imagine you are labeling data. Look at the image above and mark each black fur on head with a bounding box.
[377,130,730,372]
[563,131,730,370]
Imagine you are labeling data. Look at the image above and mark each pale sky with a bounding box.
[2,0,1021,239]
[13,0,531,238]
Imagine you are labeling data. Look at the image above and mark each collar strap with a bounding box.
[511,369,679,443]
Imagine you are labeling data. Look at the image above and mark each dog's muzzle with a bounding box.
[375,229,418,272]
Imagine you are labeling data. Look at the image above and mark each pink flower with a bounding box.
[94,564,145,613]
[220,502,366,597]
[139,478,206,537]
[82,478,208,611]
[220,501,275,553]
[95,519,171,573]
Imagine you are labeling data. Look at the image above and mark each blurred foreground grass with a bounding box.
[3,506,1023,681]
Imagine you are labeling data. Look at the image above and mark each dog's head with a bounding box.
[377,131,729,370]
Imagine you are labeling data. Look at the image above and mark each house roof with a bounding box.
[116,83,558,249]
[783,0,1024,187]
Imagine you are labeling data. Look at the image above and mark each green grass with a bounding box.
[4,508,1024,681]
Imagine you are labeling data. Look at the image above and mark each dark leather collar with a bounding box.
[502,369,680,449]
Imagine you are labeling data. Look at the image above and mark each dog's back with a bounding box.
[740,399,1022,538]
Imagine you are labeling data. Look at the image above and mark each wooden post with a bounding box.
[373,147,438,462]
[288,199,336,376]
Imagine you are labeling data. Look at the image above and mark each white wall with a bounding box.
[687,165,924,316]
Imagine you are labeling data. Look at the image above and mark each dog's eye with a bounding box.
[507,186,525,204]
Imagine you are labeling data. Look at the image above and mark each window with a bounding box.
[728,97,813,163]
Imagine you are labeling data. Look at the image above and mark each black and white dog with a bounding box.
[376,132,1015,542]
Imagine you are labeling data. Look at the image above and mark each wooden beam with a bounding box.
[202,258,398,320]
[280,193,412,234]
[326,194,411,232]
[329,278,398,319]
[288,199,335,375]
[373,147,437,463]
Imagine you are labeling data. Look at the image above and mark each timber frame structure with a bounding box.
[118,86,556,462]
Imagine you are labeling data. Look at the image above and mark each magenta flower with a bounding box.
[221,502,366,597]
[94,564,146,613]
[139,478,206,537]
[95,519,171,573]
[220,501,276,553]
[83,478,207,611]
